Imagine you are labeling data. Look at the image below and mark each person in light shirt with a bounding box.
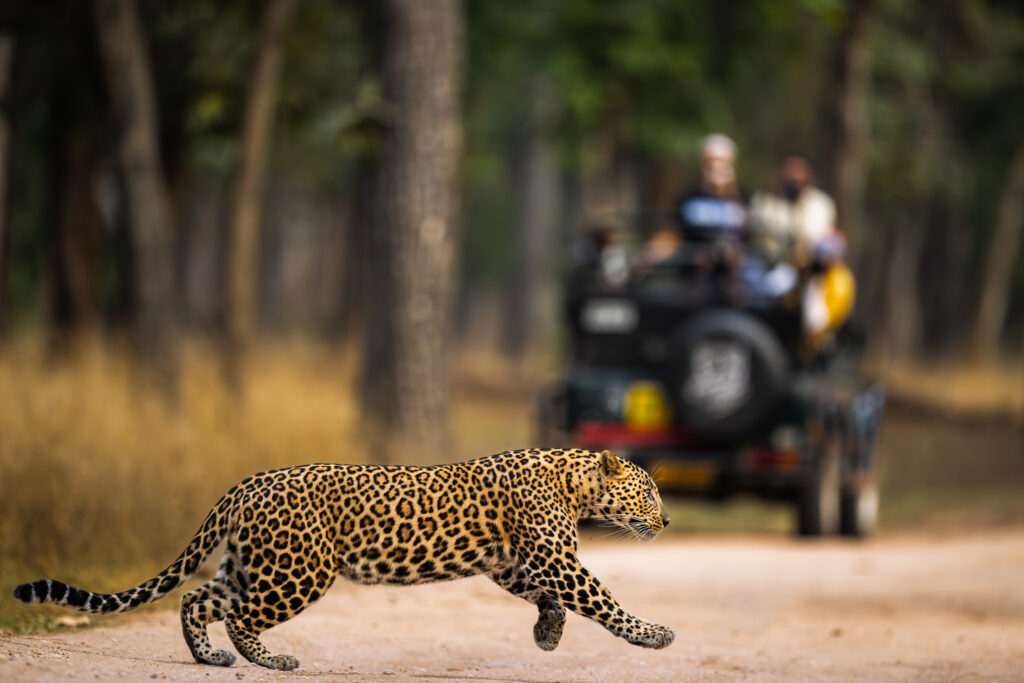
[749,155,836,262]
[750,157,854,349]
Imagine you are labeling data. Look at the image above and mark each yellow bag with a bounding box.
[821,263,856,331]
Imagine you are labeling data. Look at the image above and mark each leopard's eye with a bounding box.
[646,489,655,504]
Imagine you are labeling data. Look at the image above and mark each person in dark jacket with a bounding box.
[677,133,749,243]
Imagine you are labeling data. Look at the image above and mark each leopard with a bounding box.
[14,448,674,671]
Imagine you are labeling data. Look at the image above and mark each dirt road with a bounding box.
[2,530,1023,682]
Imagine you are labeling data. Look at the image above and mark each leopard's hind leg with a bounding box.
[223,516,336,670]
[180,544,246,666]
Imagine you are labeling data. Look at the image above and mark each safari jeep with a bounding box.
[536,225,885,537]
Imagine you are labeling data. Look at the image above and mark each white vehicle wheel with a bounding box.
[841,479,879,538]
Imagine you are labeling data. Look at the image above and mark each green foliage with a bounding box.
[869,0,1024,272]
[1,0,1022,347]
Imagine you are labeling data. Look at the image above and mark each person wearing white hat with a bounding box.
[676,133,748,244]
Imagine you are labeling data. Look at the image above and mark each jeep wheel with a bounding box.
[796,441,841,537]
[840,479,879,538]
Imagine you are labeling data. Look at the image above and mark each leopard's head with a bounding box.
[587,450,670,539]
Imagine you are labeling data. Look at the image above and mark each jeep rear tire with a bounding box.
[671,310,789,441]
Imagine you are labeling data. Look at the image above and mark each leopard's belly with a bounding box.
[334,513,509,585]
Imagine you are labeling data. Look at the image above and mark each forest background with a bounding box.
[0,0,1022,633]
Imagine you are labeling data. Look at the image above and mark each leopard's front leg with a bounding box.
[519,550,674,649]
[489,565,566,651]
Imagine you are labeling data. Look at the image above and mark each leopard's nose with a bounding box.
[662,515,670,528]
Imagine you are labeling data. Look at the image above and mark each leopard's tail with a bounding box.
[13,489,236,615]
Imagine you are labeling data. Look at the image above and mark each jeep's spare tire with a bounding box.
[670,310,789,439]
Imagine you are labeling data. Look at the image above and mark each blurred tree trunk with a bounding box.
[971,143,1024,363]
[92,0,178,398]
[48,127,102,351]
[341,161,374,339]
[579,114,636,222]
[323,159,374,342]
[828,0,876,263]
[45,8,105,354]
[59,135,101,335]
[643,156,687,211]
[180,175,225,332]
[883,217,924,362]
[919,202,967,355]
[362,0,463,461]
[501,75,558,362]
[223,0,295,394]
[0,35,13,337]
[855,220,888,340]
[316,193,350,338]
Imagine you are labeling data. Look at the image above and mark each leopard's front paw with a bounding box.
[533,605,566,651]
[646,623,675,649]
[626,622,675,649]
[260,654,300,671]
[199,649,236,667]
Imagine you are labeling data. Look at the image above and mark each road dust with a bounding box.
[2,530,1022,682]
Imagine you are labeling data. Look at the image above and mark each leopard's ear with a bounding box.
[599,450,628,480]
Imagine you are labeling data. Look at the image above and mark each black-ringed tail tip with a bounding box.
[14,580,75,605]
[14,577,170,614]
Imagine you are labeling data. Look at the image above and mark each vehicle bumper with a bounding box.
[575,421,808,499]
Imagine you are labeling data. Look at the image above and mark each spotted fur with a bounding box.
[14,448,674,670]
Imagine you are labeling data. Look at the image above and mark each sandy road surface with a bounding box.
[2,530,1023,682]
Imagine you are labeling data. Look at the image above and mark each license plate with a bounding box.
[650,459,716,489]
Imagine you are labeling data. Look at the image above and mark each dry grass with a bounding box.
[0,339,350,631]
[0,338,533,633]
[1,338,1020,633]
[864,357,1024,419]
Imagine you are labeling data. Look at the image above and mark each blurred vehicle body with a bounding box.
[537,221,884,536]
